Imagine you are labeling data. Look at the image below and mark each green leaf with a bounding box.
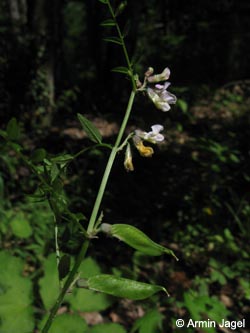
[78,257,101,277]
[51,154,73,165]
[229,153,240,163]
[6,118,20,141]
[177,99,188,113]
[41,313,88,333]
[115,1,127,16]
[10,213,32,238]
[0,129,7,139]
[0,251,34,333]
[103,36,122,45]
[69,258,113,312]
[50,163,60,182]
[100,19,116,27]
[30,148,47,163]
[39,254,60,310]
[58,255,71,280]
[101,223,178,260]
[70,288,112,312]
[111,66,130,75]
[98,0,108,3]
[87,323,126,333]
[78,274,169,300]
[0,174,4,199]
[77,114,102,143]
[131,309,164,333]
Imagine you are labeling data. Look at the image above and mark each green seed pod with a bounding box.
[101,223,178,260]
[77,274,169,300]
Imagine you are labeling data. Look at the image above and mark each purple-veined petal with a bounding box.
[147,67,170,83]
[151,124,164,133]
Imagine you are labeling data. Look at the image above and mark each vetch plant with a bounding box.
[0,1,178,332]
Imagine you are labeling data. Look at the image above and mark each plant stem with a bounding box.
[41,240,89,333]
[106,0,136,91]
[87,89,136,233]
[41,89,136,333]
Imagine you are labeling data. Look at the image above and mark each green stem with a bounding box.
[106,0,136,91]
[47,198,63,288]
[41,90,136,333]
[72,143,112,160]
[41,240,89,333]
[87,89,136,233]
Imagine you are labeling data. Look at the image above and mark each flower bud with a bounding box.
[124,143,134,172]
[144,67,154,77]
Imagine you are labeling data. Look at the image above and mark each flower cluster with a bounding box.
[136,67,177,112]
[124,124,164,172]
[123,67,177,171]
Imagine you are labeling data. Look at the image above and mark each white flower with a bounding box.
[135,124,164,144]
[147,82,177,112]
[146,67,170,83]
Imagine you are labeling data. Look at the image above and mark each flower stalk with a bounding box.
[41,89,136,333]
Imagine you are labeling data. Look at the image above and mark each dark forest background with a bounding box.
[0,1,250,332]
[1,0,250,122]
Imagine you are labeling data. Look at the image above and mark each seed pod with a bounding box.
[101,223,178,260]
[77,274,169,299]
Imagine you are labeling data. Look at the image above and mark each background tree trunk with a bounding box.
[27,0,63,127]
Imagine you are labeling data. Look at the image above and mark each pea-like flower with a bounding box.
[146,67,170,83]
[123,124,165,171]
[137,67,177,112]
[134,140,154,157]
[124,143,134,172]
[135,124,164,144]
[132,124,164,158]
[147,82,177,112]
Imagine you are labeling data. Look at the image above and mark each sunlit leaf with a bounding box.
[77,114,102,143]
[39,254,60,310]
[70,288,112,312]
[10,213,32,239]
[40,313,88,333]
[131,309,164,333]
[87,323,126,333]
[0,251,34,333]
[69,258,113,312]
